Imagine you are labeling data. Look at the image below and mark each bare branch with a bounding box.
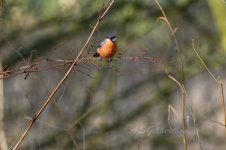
[12,0,115,149]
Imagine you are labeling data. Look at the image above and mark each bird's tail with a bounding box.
[93,53,100,57]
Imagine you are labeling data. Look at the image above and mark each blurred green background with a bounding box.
[0,0,226,149]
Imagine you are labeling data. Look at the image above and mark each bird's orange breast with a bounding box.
[97,39,117,58]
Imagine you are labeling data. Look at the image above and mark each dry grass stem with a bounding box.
[192,39,226,129]
[166,70,188,150]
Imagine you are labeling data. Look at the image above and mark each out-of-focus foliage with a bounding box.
[208,0,226,52]
[1,0,226,149]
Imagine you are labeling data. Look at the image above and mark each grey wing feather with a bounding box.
[98,40,106,47]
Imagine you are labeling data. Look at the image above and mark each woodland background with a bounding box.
[0,0,226,149]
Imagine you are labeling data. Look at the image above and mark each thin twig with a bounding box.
[12,1,115,149]
[192,39,226,129]
[192,39,219,83]
[168,104,180,128]
[189,105,202,150]
[37,73,81,150]
[207,118,226,127]
[166,70,188,150]
[0,56,161,79]
[154,0,184,83]
[78,123,86,150]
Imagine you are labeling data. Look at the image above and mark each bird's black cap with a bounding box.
[107,35,117,42]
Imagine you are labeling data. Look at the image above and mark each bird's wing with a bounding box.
[98,39,106,48]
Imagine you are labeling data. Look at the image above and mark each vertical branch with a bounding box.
[12,0,115,149]
[0,61,9,150]
[154,0,184,83]
[154,0,187,149]
[220,82,226,127]
[166,71,188,150]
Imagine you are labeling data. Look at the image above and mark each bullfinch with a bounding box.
[93,35,117,59]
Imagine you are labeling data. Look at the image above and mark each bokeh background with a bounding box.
[0,0,226,149]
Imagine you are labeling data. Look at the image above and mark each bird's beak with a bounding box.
[112,37,117,42]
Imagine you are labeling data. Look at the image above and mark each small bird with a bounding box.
[93,35,117,59]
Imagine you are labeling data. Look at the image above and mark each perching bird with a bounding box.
[93,35,117,59]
